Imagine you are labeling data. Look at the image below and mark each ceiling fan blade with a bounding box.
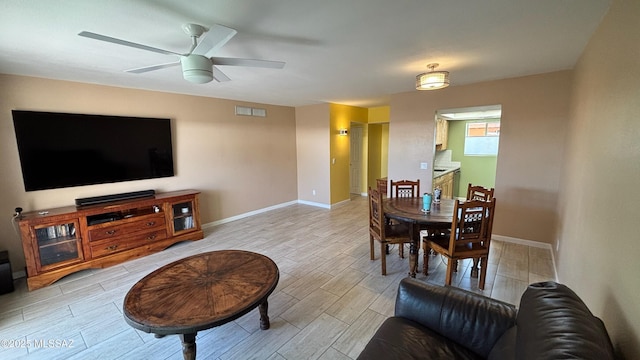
[212,66,231,82]
[78,31,182,56]
[193,24,238,57]
[126,61,181,74]
[211,57,285,69]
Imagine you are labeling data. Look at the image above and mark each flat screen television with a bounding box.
[12,110,175,191]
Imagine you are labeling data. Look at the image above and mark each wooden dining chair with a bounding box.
[465,183,495,272]
[466,183,494,201]
[368,187,411,275]
[376,177,388,197]
[387,178,419,257]
[422,198,496,289]
[390,179,420,198]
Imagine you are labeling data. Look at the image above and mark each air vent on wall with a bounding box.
[235,106,266,117]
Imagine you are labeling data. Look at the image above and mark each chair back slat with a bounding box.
[449,199,496,256]
[390,179,420,198]
[466,184,494,202]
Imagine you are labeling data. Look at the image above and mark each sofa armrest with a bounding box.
[514,281,615,360]
[395,278,517,358]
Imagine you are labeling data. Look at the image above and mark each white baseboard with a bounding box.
[330,198,351,208]
[202,198,353,230]
[297,200,331,209]
[202,200,299,229]
[12,269,26,280]
[492,234,552,249]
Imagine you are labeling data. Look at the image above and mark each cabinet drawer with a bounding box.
[88,214,166,242]
[90,230,167,258]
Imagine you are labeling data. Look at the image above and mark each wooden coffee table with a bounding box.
[123,250,279,360]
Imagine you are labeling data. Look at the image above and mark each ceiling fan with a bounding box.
[78,23,285,84]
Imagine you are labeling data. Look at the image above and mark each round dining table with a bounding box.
[383,197,456,277]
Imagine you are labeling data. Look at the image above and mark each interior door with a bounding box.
[350,125,363,194]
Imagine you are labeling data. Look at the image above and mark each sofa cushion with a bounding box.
[395,279,517,358]
[357,317,483,360]
[514,281,615,360]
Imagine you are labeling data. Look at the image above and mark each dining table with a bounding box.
[383,197,456,277]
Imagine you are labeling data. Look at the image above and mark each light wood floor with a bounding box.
[0,195,556,360]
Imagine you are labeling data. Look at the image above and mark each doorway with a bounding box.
[434,105,501,197]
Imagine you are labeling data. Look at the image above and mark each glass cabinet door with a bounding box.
[33,220,83,269]
[172,201,195,233]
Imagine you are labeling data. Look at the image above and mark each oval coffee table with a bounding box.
[123,250,279,360]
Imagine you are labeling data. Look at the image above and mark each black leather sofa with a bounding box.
[357,279,615,360]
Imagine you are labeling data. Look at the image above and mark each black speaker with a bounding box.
[0,251,14,295]
[75,189,156,206]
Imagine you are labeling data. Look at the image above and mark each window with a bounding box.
[464,121,500,156]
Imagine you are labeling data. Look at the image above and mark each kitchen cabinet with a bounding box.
[433,171,455,199]
[435,118,449,150]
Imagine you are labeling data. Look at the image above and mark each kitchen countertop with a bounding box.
[433,166,460,178]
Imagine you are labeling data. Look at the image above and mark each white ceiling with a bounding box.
[0,0,610,107]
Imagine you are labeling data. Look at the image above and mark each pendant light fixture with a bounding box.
[416,63,450,90]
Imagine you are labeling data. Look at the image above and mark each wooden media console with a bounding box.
[17,190,204,290]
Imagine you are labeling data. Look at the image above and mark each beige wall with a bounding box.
[1,74,297,271]
[558,0,640,357]
[367,106,390,189]
[388,71,571,244]
[295,104,330,204]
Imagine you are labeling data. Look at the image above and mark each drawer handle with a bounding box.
[107,245,118,251]
[105,230,117,235]
[147,234,157,240]
[146,221,156,226]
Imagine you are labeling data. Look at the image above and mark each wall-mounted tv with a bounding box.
[12,110,175,192]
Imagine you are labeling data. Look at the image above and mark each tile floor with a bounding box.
[0,195,556,359]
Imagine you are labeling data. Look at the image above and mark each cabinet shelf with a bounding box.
[86,205,161,226]
[38,236,78,249]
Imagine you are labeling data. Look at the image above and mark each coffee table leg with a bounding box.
[259,300,270,330]
[179,333,196,360]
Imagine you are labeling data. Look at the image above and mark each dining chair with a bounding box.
[387,179,419,257]
[465,183,495,273]
[376,177,394,245]
[376,177,388,197]
[466,183,494,201]
[390,179,420,198]
[368,186,411,275]
[422,198,496,289]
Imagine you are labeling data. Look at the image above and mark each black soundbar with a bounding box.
[75,190,156,207]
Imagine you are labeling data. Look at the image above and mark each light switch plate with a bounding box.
[420,162,428,170]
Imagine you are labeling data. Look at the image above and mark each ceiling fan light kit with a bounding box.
[416,63,450,90]
[181,55,213,84]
